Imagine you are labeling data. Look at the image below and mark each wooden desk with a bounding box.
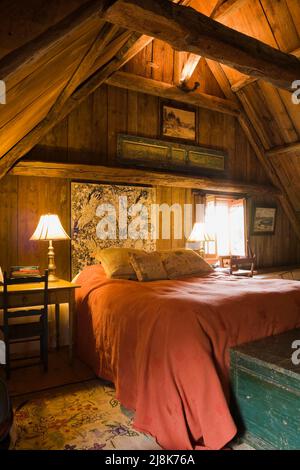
[0,280,80,361]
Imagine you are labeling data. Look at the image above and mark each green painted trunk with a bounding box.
[230,328,300,450]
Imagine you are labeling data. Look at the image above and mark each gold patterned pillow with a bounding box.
[159,249,213,279]
[129,251,168,282]
[95,247,143,280]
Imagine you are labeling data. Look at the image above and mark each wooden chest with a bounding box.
[230,328,300,450]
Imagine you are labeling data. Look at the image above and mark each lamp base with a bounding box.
[47,240,59,282]
[48,273,59,282]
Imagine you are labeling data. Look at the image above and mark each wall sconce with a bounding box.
[178,53,201,93]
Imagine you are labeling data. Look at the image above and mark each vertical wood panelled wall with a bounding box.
[1,84,300,279]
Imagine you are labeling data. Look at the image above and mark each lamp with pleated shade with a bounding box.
[30,214,70,282]
[187,222,215,258]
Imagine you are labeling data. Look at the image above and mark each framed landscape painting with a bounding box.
[251,205,277,235]
[161,102,197,142]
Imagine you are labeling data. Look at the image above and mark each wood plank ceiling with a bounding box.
[0,0,300,238]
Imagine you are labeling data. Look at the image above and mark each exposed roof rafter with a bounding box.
[0,33,152,179]
[106,71,240,116]
[103,0,300,91]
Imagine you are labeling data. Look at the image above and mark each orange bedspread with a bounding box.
[75,265,300,450]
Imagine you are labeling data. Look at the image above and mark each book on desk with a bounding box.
[9,266,41,283]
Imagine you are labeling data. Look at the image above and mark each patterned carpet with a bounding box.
[11,379,161,450]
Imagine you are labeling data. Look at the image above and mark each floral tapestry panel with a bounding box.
[71,183,156,277]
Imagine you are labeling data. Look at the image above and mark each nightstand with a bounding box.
[0,279,80,362]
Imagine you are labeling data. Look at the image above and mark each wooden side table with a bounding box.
[0,280,80,362]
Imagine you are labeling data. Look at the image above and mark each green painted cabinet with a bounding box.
[230,329,300,450]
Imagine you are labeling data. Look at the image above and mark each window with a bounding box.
[198,195,246,257]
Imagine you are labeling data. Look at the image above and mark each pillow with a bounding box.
[95,247,143,280]
[159,248,213,279]
[129,251,168,282]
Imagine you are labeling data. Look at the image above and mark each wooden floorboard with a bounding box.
[0,347,95,397]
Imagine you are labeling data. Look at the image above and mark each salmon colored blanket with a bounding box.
[75,265,300,450]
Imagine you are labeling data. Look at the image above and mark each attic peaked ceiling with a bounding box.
[0,0,300,239]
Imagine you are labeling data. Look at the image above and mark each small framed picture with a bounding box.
[161,102,197,142]
[251,205,277,235]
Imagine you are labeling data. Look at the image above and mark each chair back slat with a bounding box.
[0,270,49,378]
[2,271,49,312]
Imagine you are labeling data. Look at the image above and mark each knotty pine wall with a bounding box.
[1,84,300,279]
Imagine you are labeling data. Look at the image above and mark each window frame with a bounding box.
[193,192,248,259]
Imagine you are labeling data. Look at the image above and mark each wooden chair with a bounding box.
[0,271,49,379]
[230,255,256,278]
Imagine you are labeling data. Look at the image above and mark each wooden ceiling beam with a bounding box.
[10,160,280,197]
[106,71,240,116]
[266,142,300,158]
[177,0,236,86]
[231,47,300,93]
[51,22,120,116]
[103,0,300,91]
[0,33,152,179]
[87,29,134,77]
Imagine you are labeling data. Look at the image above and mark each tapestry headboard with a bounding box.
[71,182,156,278]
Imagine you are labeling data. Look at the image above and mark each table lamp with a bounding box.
[187,222,215,258]
[30,214,70,282]
[187,222,206,256]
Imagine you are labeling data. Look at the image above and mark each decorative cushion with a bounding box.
[159,249,213,279]
[129,251,168,282]
[95,247,143,280]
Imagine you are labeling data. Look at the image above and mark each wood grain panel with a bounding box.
[0,176,18,271]
[152,40,174,84]
[17,176,70,280]
[28,119,69,163]
[248,194,300,268]
[3,81,300,274]
[260,0,300,52]
[0,82,66,157]
[107,86,128,165]
[0,0,91,60]
[0,30,96,131]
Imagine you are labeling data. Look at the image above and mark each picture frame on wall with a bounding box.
[251,204,277,235]
[161,101,197,143]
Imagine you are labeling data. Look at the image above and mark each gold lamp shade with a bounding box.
[30,214,70,282]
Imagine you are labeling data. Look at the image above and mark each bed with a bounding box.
[75,264,300,450]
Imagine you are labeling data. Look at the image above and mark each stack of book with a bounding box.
[10,266,41,279]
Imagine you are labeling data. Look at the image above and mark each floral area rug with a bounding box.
[11,379,161,450]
